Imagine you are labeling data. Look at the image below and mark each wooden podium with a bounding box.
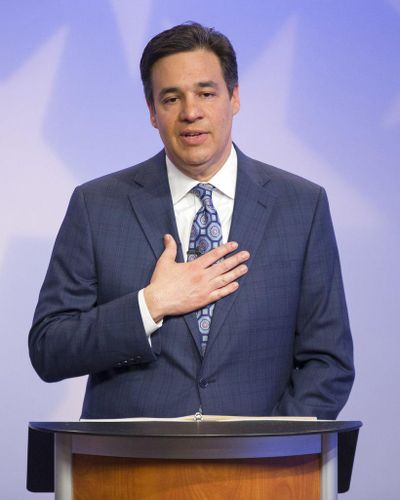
[27,420,361,500]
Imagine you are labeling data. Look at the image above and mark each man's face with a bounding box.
[148,49,240,181]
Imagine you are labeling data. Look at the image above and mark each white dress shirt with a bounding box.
[138,145,238,338]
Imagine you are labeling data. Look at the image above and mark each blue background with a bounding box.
[1,1,399,498]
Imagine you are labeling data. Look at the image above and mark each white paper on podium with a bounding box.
[80,415,319,423]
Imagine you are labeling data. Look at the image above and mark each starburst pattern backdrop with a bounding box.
[1,1,399,498]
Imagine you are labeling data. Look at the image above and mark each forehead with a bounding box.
[150,49,225,90]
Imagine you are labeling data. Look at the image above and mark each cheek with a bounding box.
[157,123,176,146]
[157,115,173,133]
[217,113,233,134]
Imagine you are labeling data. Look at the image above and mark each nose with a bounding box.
[179,96,203,122]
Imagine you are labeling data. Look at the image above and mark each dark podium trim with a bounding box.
[27,420,361,494]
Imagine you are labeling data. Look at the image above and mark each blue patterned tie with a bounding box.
[188,183,223,353]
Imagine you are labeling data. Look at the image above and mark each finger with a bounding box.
[196,241,239,268]
[160,234,177,261]
[209,281,240,302]
[207,250,250,279]
[211,264,249,288]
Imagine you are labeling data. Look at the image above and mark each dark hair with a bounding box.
[140,22,238,104]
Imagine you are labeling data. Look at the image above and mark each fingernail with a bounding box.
[231,241,238,249]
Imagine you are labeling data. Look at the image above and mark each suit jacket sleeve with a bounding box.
[29,186,156,382]
[271,188,354,419]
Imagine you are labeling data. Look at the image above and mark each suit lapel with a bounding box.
[127,151,203,355]
[128,151,183,261]
[204,148,276,355]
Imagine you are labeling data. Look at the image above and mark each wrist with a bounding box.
[144,284,165,323]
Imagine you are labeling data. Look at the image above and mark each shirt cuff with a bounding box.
[138,288,163,343]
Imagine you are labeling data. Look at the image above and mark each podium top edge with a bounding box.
[29,420,362,438]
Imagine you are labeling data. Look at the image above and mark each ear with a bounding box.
[231,84,240,116]
[147,100,159,129]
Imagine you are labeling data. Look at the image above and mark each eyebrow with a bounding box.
[197,81,218,89]
[157,81,219,101]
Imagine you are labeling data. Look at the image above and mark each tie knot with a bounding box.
[191,183,215,208]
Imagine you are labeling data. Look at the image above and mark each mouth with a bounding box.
[180,130,207,137]
[179,130,209,146]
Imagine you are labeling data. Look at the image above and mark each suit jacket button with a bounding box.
[199,379,208,389]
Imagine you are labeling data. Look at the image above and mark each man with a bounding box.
[29,22,354,420]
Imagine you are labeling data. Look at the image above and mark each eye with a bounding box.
[163,96,179,105]
[202,92,215,98]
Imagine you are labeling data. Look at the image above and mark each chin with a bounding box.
[185,157,209,167]
[184,151,212,165]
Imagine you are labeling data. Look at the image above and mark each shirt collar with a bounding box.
[166,145,237,205]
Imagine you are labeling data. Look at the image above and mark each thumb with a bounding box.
[161,234,177,261]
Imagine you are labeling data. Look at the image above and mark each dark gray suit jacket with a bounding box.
[29,146,354,419]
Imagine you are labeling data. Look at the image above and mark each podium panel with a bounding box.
[73,454,320,500]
